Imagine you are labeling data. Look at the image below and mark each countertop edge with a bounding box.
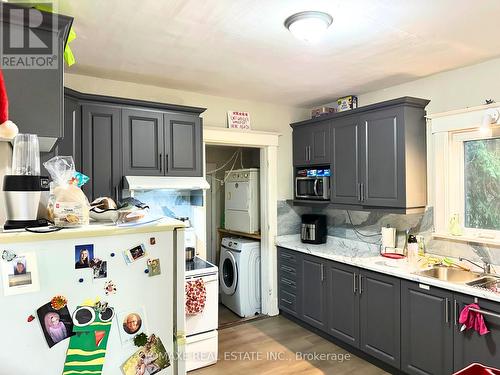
[276,238,500,304]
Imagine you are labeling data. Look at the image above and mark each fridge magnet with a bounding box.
[90,258,107,279]
[123,244,147,264]
[36,301,74,348]
[133,332,148,347]
[1,252,40,296]
[147,258,161,277]
[27,314,35,322]
[62,302,115,375]
[1,249,16,262]
[149,237,156,245]
[121,334,170,375]
[75,244,94,269]
[104,280,117,295]
[50,295,68,310]
[117,307,148,346]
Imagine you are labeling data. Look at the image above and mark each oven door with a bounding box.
[295,177,329,200]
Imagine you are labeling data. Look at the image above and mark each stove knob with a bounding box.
[228,241,233,247]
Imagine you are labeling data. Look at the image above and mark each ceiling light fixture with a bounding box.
[480,108,500,134]
[284,11,333,43]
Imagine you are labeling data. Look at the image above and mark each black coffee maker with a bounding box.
[300,214,327,244]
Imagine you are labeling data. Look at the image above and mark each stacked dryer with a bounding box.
[219,237,261,318]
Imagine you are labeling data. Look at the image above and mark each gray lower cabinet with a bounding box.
[453,295,500,370]
[81,104,122,201]
[301,254,327,331]
[122,109,164,176]
[401,281,453,375]
[359,269,401,368]
[325,261,360,346]
[164,113,203,176]
[277,247,302,318]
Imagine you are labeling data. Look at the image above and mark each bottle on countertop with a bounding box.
[407,234,419,271]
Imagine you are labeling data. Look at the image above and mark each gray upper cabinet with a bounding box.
[292,121,330,166]
[164,113,203,176]
[453,295,500,371]
[122,109,164,176]
[301,254,327,331]
[325,261,359,347]
[60,95,82,172]
[359,269,401,368]
[401,281,453,375]
[291,97,429,211]
[1,4,73,151]
[81,104,121,201]
[330,116,361,205]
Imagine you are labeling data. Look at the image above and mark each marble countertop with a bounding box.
[276,234,500,303]
[0,218,186,244]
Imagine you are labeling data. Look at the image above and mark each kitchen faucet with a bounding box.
[459,257,492,274]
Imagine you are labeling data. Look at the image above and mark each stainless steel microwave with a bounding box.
[295,168,331,200]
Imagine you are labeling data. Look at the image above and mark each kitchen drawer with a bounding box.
[279,264,298,280]
[279,289,298,315]
[279,275,298,291]
[279,249,299,266]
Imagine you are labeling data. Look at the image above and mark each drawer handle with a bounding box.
[281,298,293,305]
[469,307,500,320]
[281,265,295,273]
[281,254,293,260]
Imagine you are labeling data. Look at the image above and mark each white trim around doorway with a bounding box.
[204,126,281,316]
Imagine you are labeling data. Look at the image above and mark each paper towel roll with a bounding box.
[381,227,397,249]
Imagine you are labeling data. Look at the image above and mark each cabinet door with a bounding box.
[122,109,164,176]
[359,108,405,207]
[310,121,331,165]
[292,126,311,166]
[453,295,500,371]
[301,254,327,331]
[82,104,121,201]
[326,261,360,347]
[164,113,202,176]
[59,96,82,172]
[401,281,453,375]
[359,270,401,368]
[331,116,362,204]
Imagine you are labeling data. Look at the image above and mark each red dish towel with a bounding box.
[459,304,490,336]
[185,279,207,315]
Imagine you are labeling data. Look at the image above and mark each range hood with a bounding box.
[124,176,210,191]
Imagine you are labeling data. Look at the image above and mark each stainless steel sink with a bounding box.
[416,265,482,283]
[466,276,500,293]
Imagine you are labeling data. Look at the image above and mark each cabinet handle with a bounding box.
[305,147,308,162]
[353,273,357,295]
[358,275,363,295]
[308,146,311,161]
[454,300,458,326]
[358,183,361,201]
[445,298,450,324]
[281,265,295,273]
[281,254,293,260]
[159,153,162,172]
[115,186,119,202]
[282,298,293,305]
[320,263,324,282]
[360,183,365,202]
[165,154,169,173]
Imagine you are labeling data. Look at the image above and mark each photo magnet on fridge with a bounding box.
[147,259,161,277]
[1,252,40,296]
[117,307,148,346]
[122,244,147,264]
[75,244,94,269]
[36,301,74,348]
[121,334,170,375]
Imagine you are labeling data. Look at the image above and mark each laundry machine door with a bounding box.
[219,250,238,295]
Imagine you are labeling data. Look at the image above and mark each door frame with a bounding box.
[203,126,281,316]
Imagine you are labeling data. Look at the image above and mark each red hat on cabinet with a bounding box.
[0,69,18,140]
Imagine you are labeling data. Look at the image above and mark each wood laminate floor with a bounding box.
[191,315,389,375]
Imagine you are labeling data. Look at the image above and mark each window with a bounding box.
[448,128,500,239]
[463,138,500,231]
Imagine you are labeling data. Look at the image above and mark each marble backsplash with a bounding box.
[277,200,500,266]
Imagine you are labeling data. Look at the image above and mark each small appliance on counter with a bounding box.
[2,134,50,230]
[301,214,327,244]
[295,167,330,200]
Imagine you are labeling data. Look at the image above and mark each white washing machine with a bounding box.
[219,237,261,318]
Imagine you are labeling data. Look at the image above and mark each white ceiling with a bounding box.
[57,0,500,106]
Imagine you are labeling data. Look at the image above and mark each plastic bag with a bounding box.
[43,156,90,227]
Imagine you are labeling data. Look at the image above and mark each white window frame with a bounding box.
[448,128,500,239]
[428,103,500,246]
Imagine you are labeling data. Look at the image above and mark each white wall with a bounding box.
[356,57,500,115]
[65,73,309,199]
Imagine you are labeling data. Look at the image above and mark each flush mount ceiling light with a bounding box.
[284,11,333,43]
[480,108,500,134]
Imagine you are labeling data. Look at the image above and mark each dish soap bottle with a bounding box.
[449,214,463,236]
[407,234,419,271]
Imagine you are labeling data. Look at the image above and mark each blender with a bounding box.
[2,134,50,230]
